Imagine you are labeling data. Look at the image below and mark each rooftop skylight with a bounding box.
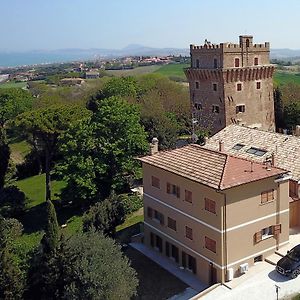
[246,147,267,156]
[232,143,245,150]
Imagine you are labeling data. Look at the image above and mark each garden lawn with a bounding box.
[9,139,31,164]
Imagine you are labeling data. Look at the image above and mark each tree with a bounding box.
[57,96,148,206]
[26,200,60,299]
[58,232,138,299]
[0,217,24,300]
[0,88,34,128]
[41,200,60,254]
[15,105,91,201]
[83,194,125,237]
[0,129,10,189]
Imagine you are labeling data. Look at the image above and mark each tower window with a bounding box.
[236,105,245,113]
[196,59,200,68]
[194,103,202,110]
[214,58,218,68]
[235,58,240,67]
[213,83,217,91]
[195,81,199,89]
[246,39,250,47]
[256,82,261,89]
[254,57,259,65]
[237,83,242,91]
[212,105,219,113]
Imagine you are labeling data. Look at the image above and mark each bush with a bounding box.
[119,193,143,215]
[0,186,26,218]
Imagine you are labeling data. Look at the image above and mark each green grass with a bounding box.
[9,140,31,164]
[274,71,300,85]
[16,174,66,208]
[154,63,189,79]
[106,65,161,77]
[0,81,27,89]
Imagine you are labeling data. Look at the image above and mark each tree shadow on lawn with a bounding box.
[20,201,85,235]
[268,269,293,283]
[116,222,142,244]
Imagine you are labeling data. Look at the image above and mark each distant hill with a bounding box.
[1,45,300,68]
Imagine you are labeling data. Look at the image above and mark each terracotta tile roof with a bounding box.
[203,124,300,182]
[138,144,287,190]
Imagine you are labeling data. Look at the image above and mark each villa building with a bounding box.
[138,141,290,284]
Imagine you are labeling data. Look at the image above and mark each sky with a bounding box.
[1,0,300,51]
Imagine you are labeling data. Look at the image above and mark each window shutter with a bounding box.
[261,192,268,204]
[176,186,180,198]
[167,182,171,194]
[255,231,262,243]
[273,224,281,235]
[147,207,153,218]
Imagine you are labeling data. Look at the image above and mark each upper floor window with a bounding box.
[196,59,200,68]
[213,83,217,91]
[261,189,274,204]
[167,217,177,231]
[256,82,261,89]
[185,226,193,240]
[151,176,160,189]
[195,81,200,89]
[153,210,164,225]
[235,58,240,67]
[205,236,216,253]
[214,58,218,68]
[289,180,299,198]
[147,207,153,218]
[246,39,250,47]
[194,103,202,110]
[254,57,259,65]
[167,182,180,198]
[185,190,193,203]
[236,105,245,113]
[212,105,220,114]
[237,83,242,91]
[205,198,216,214]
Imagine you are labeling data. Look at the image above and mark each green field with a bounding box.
[0,81,27,89]
[154,63,189,79]
[106,65,161,77]
[274,71,300,85]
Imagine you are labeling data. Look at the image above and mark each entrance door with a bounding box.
[209,263,217,285]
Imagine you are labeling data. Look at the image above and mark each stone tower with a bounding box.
[185,35,275,134]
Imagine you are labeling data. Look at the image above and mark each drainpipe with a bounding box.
[217,190,228,282]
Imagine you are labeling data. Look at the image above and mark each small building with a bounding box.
[85,71,100,79]
[138,141,290,285]
[203,124,300,227]
[60,78,84,86]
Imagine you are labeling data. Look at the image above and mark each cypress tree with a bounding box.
[41,200,59,255]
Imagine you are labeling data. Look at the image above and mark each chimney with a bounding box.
[219,140,224,152]
[271,153,275,166]
[150,137,159,155]
[295,125,300,137]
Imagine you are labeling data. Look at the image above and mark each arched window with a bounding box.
[235,58,240,67]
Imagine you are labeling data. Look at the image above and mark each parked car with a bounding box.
[276,244,300,278]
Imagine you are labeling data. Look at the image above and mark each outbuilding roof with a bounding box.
[203,124,300,182]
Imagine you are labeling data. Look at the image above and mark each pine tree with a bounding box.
[0,129,10,189]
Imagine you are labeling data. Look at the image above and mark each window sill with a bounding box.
[260,200,275,206]
[262,234,274,241]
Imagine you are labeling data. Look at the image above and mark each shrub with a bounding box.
[119,193,143,215]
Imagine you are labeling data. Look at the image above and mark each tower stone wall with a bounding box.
[185,35,275,134]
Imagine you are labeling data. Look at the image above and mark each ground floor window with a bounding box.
[254,255,263,263]
[171,245,179,263]
[182,251,197,274]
